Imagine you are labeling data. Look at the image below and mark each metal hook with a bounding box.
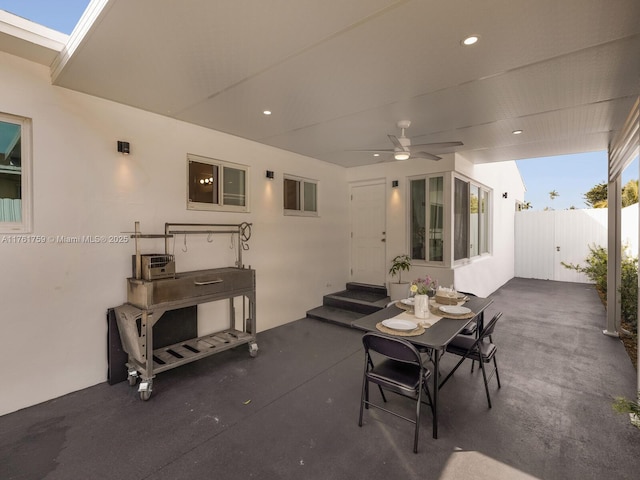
[182,234,188,253]
[207,232,214,243]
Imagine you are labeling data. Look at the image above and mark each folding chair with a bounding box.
[439,312,502,408]
[358,332,434,453]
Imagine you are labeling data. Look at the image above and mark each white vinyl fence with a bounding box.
[515,205,638,283]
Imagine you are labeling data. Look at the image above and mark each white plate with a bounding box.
[400,298,414,306]
[382,319,418,331]
[439,305,471,315]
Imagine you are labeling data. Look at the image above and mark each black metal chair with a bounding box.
[456,291,479,337]
[439,312,502,408]
[358,332,434,453]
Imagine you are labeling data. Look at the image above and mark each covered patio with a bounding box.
[1,278,638,479]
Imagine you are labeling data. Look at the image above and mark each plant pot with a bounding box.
[388,282,410,301]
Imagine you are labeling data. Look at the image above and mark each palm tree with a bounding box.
[549,190,559,201]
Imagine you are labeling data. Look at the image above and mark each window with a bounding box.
[409,175,444,262]
[455,176,491,261]
[187,154,249,212]
[0,113,32,233]
[284,175,317,216]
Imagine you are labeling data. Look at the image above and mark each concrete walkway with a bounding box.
[0,278,638,479]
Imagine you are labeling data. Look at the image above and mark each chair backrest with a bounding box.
[480,312,502,339]
[362,332,421,365]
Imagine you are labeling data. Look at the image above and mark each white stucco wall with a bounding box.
[0,52,350,415]
[453,157,525,297]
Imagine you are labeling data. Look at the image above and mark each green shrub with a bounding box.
[620,255,638,329]
[562,244,637,334]
[561,244,608,295]
[612,392,640,417]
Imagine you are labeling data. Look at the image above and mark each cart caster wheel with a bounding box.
[138,381,152,401]
[249,342,258,357]
[127,370,139,386]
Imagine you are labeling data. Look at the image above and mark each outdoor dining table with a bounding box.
[351,295,493,439]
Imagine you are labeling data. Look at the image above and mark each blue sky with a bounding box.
[3,1,638,211]
[517,152,638,211]
[0,0,90,34]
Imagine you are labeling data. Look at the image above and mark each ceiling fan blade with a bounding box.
[388,134,406,150]
[413,151,442,161]
[411,141,463,149]
[347,149,394,153]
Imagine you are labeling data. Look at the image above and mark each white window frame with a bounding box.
[0,112,32,233]
[408,174,445,264]
[187,153,250,213]
[453,174,492,263]
[283,174,318,217]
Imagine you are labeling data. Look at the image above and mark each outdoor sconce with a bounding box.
[266,170,274,179]
[392,180,399,188]
[502,192,508,199]
[117,141,130,155]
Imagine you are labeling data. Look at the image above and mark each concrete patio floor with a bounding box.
[1,278,639,479]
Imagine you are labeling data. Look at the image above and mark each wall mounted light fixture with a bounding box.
[266,170,274,179]
[392,180,399,188]
[117,141,130,154]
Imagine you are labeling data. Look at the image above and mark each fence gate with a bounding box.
[515,209,608,283]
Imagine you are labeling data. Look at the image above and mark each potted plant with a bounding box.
[388,254,412,301]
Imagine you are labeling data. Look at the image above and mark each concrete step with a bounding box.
[306,283,390,327]
[322,292,388,315]
[305,305,366,328]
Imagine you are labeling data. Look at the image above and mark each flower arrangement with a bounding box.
[410,275,438,295]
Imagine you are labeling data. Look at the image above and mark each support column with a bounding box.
[604,174,621,337]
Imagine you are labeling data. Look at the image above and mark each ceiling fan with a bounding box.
[356,120,463,161]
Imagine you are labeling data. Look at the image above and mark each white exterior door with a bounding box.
[350,182,386,286]
[515,211,555,280]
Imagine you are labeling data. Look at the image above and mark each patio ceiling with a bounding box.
[20,1,640,167]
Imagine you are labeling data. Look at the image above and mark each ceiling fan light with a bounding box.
[394,151,410,161]
[462,35,479,46]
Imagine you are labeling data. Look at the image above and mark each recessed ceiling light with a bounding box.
[263,110,272,115]
[512,129,523,135]
[462,35,480,46]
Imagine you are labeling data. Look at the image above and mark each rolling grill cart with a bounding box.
[114,221,256,401]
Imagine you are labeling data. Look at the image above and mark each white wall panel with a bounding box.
[516,209,608,283]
